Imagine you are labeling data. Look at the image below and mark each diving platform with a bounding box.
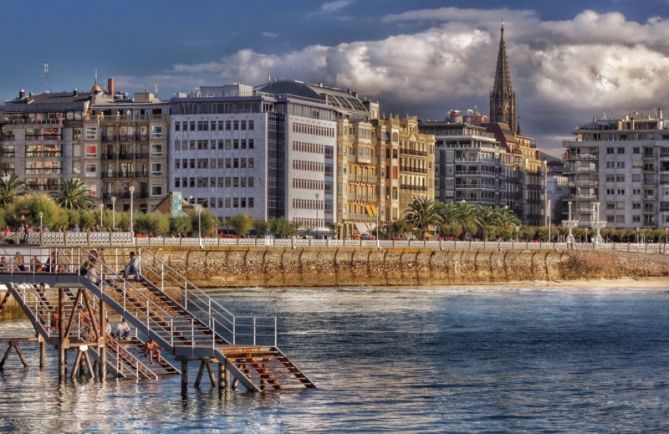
[0,247,314,392]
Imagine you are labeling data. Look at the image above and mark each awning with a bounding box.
[354,222,370,235]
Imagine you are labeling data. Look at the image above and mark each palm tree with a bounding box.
[385,218,412,239]
[405,197,442,236]
[54,178,94,210]
[0,172,28,205]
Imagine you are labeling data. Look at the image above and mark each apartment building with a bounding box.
[0,87,99,195]
[88,81,170,212]
[563,110,669,228]
[375,116,435,221]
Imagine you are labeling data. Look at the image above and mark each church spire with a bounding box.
[490,23,516,132]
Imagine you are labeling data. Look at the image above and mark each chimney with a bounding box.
[107,77,115,96]
[73,88,78,96]
[18,89,25,98]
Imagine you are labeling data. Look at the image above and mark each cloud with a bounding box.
[316,0,355,14]
[261,31,278,38]
[128,9,669,151]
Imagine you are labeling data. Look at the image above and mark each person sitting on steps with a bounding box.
[145,338,162,365]
[123,251,141,280]
[115,318,131,340]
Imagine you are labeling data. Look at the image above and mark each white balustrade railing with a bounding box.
[1,230,667,254]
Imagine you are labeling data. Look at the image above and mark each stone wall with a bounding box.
[143,247,669,288]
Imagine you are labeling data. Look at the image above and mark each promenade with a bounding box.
[6,231,669,255]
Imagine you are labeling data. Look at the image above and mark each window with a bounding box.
[85,144,97,157]
[151,144,163,156]
[248,197,254,208]
[233,120,239,130]
[617,147,625,154]
[150,125,164,138]
[633,147,640,154]
[241,120,247,130]
[151,163,162,176]
[248,158,254,168]
[175,160,181,169]
[225,120,231,130]
[248,120,254,130]
[175,122,181,132]
[151,185,163,196]
[175,178,180,188]
[606,147,614,154]
[85,163,97,177]
[85,127,97,140]
[248,139,254,149]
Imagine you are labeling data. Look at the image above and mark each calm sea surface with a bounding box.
[1,286,668,433]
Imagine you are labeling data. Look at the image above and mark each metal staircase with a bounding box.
[5,282,161,381]
[0,247,314,392]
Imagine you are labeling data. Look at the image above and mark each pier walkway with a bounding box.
[0,247,314,392]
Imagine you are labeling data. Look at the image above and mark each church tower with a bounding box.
[489,24,516,132]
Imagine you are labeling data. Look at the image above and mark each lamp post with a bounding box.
[562,200,579,246]
[39,211,44,244]
[195,204,203,248]
[315,192,320,234]
[665,227,668,252]
[129,185,135,235]
[376,209,380,249]
[98,203,104,230]
[547,198,552,242]
[111,196,116,231]
[636,227,640,244]
[590,202,605,245]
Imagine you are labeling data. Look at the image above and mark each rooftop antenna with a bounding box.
[43,62,49,92]
[94,68,98,85]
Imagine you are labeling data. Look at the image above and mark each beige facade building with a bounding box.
[88,84,169,212]
[375,116,435,222]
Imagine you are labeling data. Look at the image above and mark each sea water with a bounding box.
[0,286,668,433]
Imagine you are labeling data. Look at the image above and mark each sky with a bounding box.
[2,0,669,155]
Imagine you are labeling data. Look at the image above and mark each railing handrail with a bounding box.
[106,335,158,381]
[139,248,276,346]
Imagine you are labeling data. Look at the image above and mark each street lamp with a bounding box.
[636,227,640,244]
[98,203,104,230]
[195,205,203,248]
[39,211,44,244]
[315,192,320,233]
[111,196,116,231]
[665,227,668,252]
[129,186,135,235]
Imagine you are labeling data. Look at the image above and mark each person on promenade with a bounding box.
[123,251,141,280]
[14,252,25,272]
[105,320,112,337]
[145,338,162,364]
[0,256,7,272]
[116,318,131,340]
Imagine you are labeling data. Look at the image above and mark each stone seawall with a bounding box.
[145,247,669,288]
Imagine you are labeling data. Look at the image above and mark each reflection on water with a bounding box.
[1,287,669,432]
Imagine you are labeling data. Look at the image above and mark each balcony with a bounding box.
[400,184,428,192]
[400,165,427,174]
[102,152,150,160]
[399,148,427,157]
[101,170,150,179]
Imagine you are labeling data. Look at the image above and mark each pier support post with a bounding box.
[58,288,66,381]
[195,360,205,388]
[181,360,188,393]
[218,362,225,393]
[98,297,107,381]
[39,338,46,369]
[224,359,231,391]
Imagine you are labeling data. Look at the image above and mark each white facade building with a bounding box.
[169,85,338,230]
[563,111,669,228]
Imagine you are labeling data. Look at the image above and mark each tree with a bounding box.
[169,214,192,236]
[134,212,170,236]
[253,219,271,236]
[271,217,297,238]
[188,209,217,236]
[17,193,67,229]
[228,213,254,237]
[0,172,28,206]
[385,218,412,239]
[54,178,94,210]
[405,197,442,235]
